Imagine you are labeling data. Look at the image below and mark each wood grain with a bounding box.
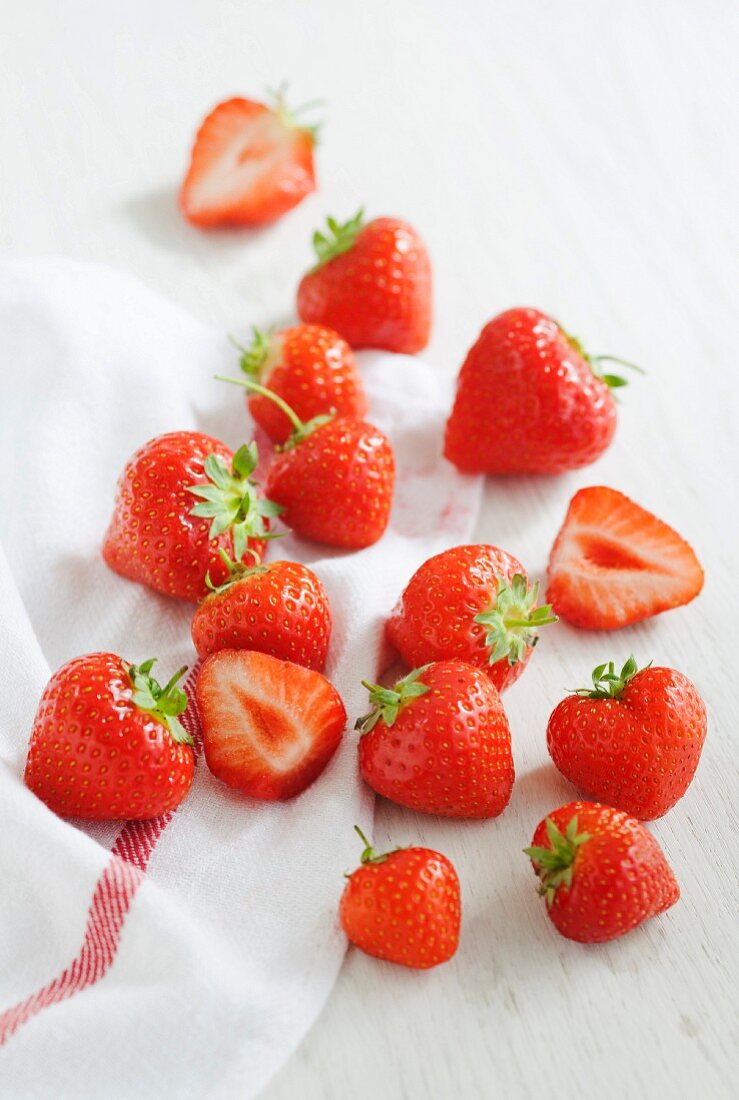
[1,1,737,1097]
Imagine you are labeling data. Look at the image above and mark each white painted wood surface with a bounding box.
[2,2,737,1097]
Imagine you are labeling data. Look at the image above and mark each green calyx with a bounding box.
[560,326,645,390]
[474,575,557,666]
[354,665,431,734]
[204,547,269,595]
[267,81,323,143]
[310,208,365,271]
[229,329,272,379]
[523,815,591,906]
[572,654,648,700]
[125,659,193,746]
[351,825,401,868]
[215,375,333,450]
[187,442,284,562]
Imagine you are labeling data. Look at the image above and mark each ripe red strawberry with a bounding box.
[232,324,368,444]
[357,661,514,818]
[525,801,679,942]
[444,307,642,474]
[297,210,432,353]
[218,376,395,549]
[547,486,704,629]
[196,649,345,800]
[191,550,332,670]
[387,545,556,692]
[339,828,461,969]
[180,93,317,227]
[547,656,707,819]
[25,653,194,821]
[103,433,281,602]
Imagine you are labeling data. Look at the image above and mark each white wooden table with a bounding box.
[2,2,737,1096]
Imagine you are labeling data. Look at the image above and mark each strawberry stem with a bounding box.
[560,325,644,390]
[310,209,365,270]
[355,666,431,734]
[352,825,401,866]
[474,575,557,666]
[125,659,194,746]
[571,654,648,699]
[216,375,334,449]
[524,815,591,905]
[228,329,271,378]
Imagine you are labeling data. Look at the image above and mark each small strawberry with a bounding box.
[196,649,346,800]
[525,801,679,943]
[297,210,432,353]
[339,827,461,969]
[387,545,556,692]
[444,307,642,474]
[191,549,332,670]
[231,324,367,444]
[357,661,514,818]
[180,91,318,227]
[103,432,281,602]
[547,486,704,628]
[25,653,194,821]
[218,377,395,549]
[547,656,707,819]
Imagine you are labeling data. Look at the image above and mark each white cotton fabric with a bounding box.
[0,259,482,1099]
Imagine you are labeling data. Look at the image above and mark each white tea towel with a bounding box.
[0,259,482,1099]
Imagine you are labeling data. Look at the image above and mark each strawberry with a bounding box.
[525,801,679,943]
[444,307,642,474]
[386,545,556,692]
[357,661,514,818]
[547,656,707,819]
[218,376,395,549]
[191,550,332,670]
[339,828,461,969]
[103,433,281,602]
[180,92,317,228]
[25,653,194,821]
[296,210,432,353]
[196,649,346,800]
[546,486,704,628]
[231,324,368,444]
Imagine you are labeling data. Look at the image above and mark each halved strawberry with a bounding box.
[195,649,346,800]
[547,486,704,629]
[180,94,317,228]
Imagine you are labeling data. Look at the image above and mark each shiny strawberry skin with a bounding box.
[387,545,534,692]
[547,667,707,819]
[248,325,368,444]
[359,661,514,818]
[444,308,616,474]
[196,649,346,800]
[547,486,704,629]
[180,97,315,227]
[25,653,195,820]
[191,559,332,670]
[340,846,461,968]
[528,801,679,943]
[103,432,267,603]
[265,418,395,549]
[297,218,432,353]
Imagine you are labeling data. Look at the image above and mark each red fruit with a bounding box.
[297,210,432,353]
[25,654,195,821]
[547,656,707,820]
[103,433,280,602]
[191,551,332,670]
[232,324,368,444]
[525,801,679,943]
[196,649,346,800]
[339,828,460,969]
[357,661,514,818]
[444,308,642,474]
[218,373,395,550]
[547,486,704,629]
[180,94,317,228]
[387,545,556,692]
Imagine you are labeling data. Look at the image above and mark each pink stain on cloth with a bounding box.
[0,260,482,1099]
